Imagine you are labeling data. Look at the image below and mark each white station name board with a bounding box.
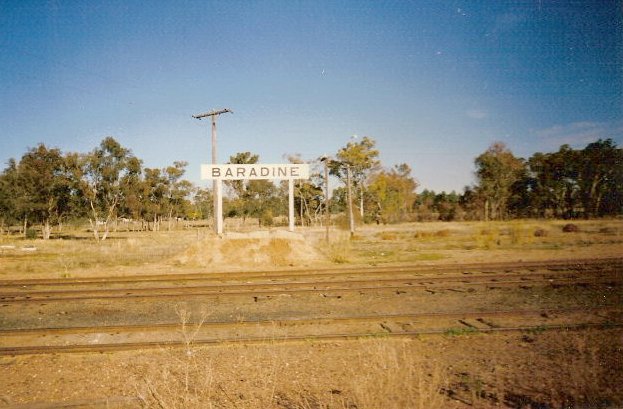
[201,164,310,180]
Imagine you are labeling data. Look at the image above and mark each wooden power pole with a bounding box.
[192,108,233,235]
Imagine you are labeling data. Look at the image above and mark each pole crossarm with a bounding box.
[192,108,233,119]
[192,107,232,235]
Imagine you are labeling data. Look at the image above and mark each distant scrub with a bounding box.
[562,224,579,233]
[534,228,548,237]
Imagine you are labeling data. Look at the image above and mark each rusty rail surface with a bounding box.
[1,261,620,303]
[1,257,621,287]
[1,306,621,356]
[1,259,621,356]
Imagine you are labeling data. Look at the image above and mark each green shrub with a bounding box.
[259,210,274,226]
[25,228,37,239]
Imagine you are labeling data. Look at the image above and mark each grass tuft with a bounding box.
[318,236,352,264]
[135,329,447,409]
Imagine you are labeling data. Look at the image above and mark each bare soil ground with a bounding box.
[0,220,622,408]
[1,329,621,408]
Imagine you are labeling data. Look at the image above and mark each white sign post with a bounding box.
[201,164,310,234]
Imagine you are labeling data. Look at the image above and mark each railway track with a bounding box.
[1,258,621,303]
[1,259,621,356]
[1,306,620,355]
[1,257,621,286]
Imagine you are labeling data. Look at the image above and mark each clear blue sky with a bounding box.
[1,1,621,192]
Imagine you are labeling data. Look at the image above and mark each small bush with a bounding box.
[319,237,351,264]
[25,228,37,239]
[475,228,500,249]
[534,228,548,237]
[259,210,274,226]
[562,223,579,233]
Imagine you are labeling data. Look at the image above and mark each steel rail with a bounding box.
[2,265,620,292]
[0,271,619,303]
[1,257,621,288]
[1,322,620,356]
[1,306,619,336]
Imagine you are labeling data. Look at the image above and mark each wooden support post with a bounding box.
[211,116,220,234]
[288,179,295,232]
[216,180,223,235]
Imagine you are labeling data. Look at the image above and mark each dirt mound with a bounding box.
[175,230,323,269]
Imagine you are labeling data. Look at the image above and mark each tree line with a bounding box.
[0,137,197,240]
[0,136,621,240]
[415,139,622,222]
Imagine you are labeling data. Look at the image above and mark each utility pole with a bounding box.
[193,108,233,235]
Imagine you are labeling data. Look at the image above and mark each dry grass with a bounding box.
[137,306,214,409]
[2,219,622,278]
[262,238,292,266]
[535,330,623,408]
[317,233,352,264]
[0,231,198,278]
[135,340,448,409]
[134,310,448,409]
[377,231,399,241]
[346,339,446,409]
[413,229,451,239]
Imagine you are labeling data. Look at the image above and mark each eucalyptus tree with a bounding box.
[414,189,436,221]
[71,137,140,240]
[434,191,462,221]
[526,145,579,218]
[0,159,22,233]
[292,177,324,226]
[118,156,145,225]
[224,152,260,223]
[191,187,213,221]
[330,136,380,220]
[285,154,324,226]
[246,179,280,225]
[576,139,621,218]
[163,161,193,229]
[597,142,623,216]
[521,140,622,218]
[474,142,525,220]
[15,144,72,239]
[367,163,418,223]
[0,146,72,238]
[141,167,167,231]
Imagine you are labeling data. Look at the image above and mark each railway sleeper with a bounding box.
[457,319,481,330]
